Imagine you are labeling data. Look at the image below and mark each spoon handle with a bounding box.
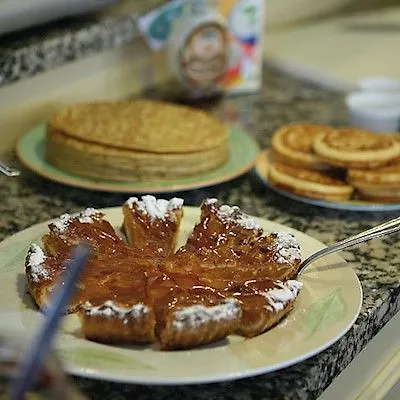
[298,216,400,274]
[10,244,90,400]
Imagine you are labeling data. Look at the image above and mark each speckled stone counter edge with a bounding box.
[0,0,169,87]
[0,15,140,87]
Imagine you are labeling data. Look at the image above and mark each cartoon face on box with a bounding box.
[180,23,228,90]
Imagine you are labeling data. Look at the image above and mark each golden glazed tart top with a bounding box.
[25,196,303,350]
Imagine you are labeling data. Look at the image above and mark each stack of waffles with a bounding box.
[268,123,400,202]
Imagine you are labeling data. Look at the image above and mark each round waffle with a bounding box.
[348,159,400,189]
[355,187,400,203]
[347,158,400,202]
[313,128,400,169]
[269,161,353,201]
[271,123,333,170]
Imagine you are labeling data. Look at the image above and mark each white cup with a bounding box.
[346,90,400,133]
[358,77,400,92]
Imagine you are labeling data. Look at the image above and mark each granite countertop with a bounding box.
[0,0,168,87]
[1,66,399,399]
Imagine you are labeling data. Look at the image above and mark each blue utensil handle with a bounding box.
[10,243,91,400]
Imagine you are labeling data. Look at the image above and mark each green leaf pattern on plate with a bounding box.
[305,288,346,337]
[60,348,154,371]
[0,241,31,274]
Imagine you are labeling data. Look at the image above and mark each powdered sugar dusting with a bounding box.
[173,298,241,330]
[82,300,149,319]
[52,208,100,231]
[286,280,303,295]
[78,208,99,223]
[264,280,303,312]
[27,243,49,282]
[52,213,72,232]
[204,198,218,205]
[126,195,183,220]
[273,232,301,264]
[214,204,261,230]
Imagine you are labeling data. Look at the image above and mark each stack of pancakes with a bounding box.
[268,123,400,202]
[45,100,230,182]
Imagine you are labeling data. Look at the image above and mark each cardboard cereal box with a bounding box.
[138,0,265,96]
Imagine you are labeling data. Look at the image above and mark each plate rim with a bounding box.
[16,124,259,193]
[0,206,363,385]
[254,151,400,212]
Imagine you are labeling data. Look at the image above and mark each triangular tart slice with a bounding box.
[122,195,183,258]
[42,208,128,258]
[226,278,302,337]
[147,271,241,350]
[167,199,302,282]
[78,265,155,344]
[165,199,303,338]
[26,208,157,343]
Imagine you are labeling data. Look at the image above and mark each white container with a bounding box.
[358,77,400,92]
[346,90,400,133]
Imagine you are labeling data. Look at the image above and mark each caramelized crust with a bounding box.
[78,301,156,344]
[43,208,127,258]
[150,276,241,350]
[229,279,301,337]
[26,197,303,350]
[25,245,66,310]
[122,196,183,258]
[167,199,301,282]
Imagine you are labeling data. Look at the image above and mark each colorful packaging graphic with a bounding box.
[138,0,265,95]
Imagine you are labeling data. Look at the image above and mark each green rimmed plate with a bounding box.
[0,206,362,385]
[16,124,259,193]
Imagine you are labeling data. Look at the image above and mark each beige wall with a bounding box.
[0,39,169,156]
[342,0,399,12]
[267,0,400,27]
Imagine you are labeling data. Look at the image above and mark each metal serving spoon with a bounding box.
[298,216,400,275]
